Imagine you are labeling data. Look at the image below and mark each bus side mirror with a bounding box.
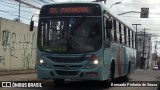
[30,21,34,31]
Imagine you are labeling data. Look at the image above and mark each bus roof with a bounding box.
[41,1,136,32]
[99,2,136,31]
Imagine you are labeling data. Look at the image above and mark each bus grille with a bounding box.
[55,70,79,76]
[53,65,82,69]
[47,57,88,63]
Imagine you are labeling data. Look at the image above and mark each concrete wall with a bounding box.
[0,17,37,71]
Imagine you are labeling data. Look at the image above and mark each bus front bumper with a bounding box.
[37,64,109,81]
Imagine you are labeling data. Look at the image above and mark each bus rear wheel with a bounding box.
[110,62,115,82]
[123,63,131,82]
[53,79,65,86]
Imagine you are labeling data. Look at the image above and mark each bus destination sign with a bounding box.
[40,4,101,16]
[49,7,90,14]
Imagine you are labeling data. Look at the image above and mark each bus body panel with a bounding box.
[104,43,136,79]
[35,2,137,82]
[36,49,109,81]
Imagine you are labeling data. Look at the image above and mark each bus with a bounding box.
[30,1,136,86]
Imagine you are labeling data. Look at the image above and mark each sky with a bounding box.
[0,0,159,35]
[0,0,160,54]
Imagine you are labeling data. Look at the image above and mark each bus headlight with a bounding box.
[93,59,99,65]
[39,58,49,67]
[85,58,101,69]
[40,59,44,64]
[85,54,102,69]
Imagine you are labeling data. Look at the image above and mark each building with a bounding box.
[137,31,152,69]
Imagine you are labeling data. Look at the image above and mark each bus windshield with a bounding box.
[38,17,102,54]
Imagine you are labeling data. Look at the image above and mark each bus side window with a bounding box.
[104,15,112,48]
[116,21,120,43]
[113,19,117,43]
[126,28,129,46]
[121,24,125,45]
[130,29,132,48]
[111,19,114,42]
[128,29,130,47]
[106,19,112,40]
[119,22,122,44]
[124,26,127,45]
[132,31,135,48]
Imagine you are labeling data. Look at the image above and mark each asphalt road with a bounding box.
[0,69,160,90]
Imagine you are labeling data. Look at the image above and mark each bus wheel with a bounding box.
[110,62,115,82]
[123,63,131,82]
[53,79,65,86]
[102,63,115,88]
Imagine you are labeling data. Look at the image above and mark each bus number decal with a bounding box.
[49,8,57,14]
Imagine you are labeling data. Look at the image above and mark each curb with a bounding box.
[0,70,37,76]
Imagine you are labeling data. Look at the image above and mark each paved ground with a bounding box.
[0,69,159,81]
[0,73,37,81]
[0,69,159,90]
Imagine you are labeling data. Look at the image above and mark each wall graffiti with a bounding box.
[0,30,37,69]
[0,18,37,72]
[0,55,5,65]
[22,32,36,69]
[1,30,17,58]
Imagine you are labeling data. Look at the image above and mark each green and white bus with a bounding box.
[30,1,136,86]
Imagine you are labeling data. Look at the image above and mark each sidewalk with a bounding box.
[0,73,37,81]
[0,70,36,76]
[0,70,37,81]
[130,69,160,81]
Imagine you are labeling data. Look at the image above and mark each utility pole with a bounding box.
[142,28,146,69]
[132,24,141,68]
[132,24,141,50]
[147,34,152,69]
[18,2,21,21]
[142,28,150,69]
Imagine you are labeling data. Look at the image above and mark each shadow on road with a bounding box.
[37,77,127,90]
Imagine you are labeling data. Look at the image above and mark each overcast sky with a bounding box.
[1,0,159,35]
[106,0,160,34]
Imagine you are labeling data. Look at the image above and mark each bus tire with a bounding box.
[53,79,65,86]
[110,61,115,82]
[123,62,131,82]
[102,61,115,87]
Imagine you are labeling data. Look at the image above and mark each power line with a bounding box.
[23,0,43,7]
[15,0,40,10]
[32,0,44,5]
[0,2,32,13]
[0,0,31,8]
[121,4,160,5]
[122,18,160,20]
[0,9,30,20]
[37,0,51,4]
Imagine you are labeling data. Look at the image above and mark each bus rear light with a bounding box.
[86,72,98,76]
